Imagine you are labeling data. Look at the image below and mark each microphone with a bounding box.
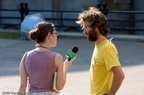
[66,46,79,61]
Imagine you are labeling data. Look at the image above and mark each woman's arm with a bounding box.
[17,53,28,95]
[55,53,72,90]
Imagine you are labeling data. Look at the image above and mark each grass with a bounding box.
[0,32,21,39]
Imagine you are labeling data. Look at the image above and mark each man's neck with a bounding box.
[95,36,107,45]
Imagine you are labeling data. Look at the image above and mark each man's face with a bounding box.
[83,21,98,42]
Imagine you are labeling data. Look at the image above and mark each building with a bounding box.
[0,0,144,34]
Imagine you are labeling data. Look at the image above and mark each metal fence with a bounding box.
[0,9,81,31]
[0,9,144,34]
[108,10,144,35]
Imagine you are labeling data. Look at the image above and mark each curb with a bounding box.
[58,32,144,42]
[0,29,144,42]
[58,32,86,39]
[108,34,144,42]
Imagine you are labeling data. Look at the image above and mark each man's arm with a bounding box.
[107,66,125,95]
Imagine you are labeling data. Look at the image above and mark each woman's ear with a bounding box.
[47,32,52,39]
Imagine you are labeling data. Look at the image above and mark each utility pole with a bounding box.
[129,0,134,34]
[52,0,60,10]
[52,0,61,28]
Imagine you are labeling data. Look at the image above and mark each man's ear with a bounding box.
[95,27,99,31]
[95,27,101,35]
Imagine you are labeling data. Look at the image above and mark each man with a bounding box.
[76,7,125,95]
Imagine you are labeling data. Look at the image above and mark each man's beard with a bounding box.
[87,28,98,42]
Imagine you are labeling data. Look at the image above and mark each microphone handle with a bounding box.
[68,57,71,61]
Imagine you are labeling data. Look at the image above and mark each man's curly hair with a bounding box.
[76,7,110,37]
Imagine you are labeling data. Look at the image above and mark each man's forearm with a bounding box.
[107,67,125,95]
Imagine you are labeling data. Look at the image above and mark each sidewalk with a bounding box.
[0,28,144,41]
[0,29,144,95]
[58,31,144,42]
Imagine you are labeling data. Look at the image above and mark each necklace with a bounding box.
[36,46,50,50]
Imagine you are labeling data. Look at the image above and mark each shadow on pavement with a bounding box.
[0,38,144,76]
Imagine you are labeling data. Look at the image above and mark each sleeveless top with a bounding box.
[24,50,57,92]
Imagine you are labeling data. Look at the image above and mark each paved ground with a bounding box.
[0,34,144,95]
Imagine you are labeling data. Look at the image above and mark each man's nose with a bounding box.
[83,29,86,34]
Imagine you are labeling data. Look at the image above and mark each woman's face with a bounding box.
[50,28,58,47]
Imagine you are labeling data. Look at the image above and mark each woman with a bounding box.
[18,21,72,95]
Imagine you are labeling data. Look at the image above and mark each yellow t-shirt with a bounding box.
[89,39,121,95]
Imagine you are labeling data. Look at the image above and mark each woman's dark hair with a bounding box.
[29,21,54,43]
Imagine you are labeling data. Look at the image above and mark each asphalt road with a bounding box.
[0,37,144,95]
